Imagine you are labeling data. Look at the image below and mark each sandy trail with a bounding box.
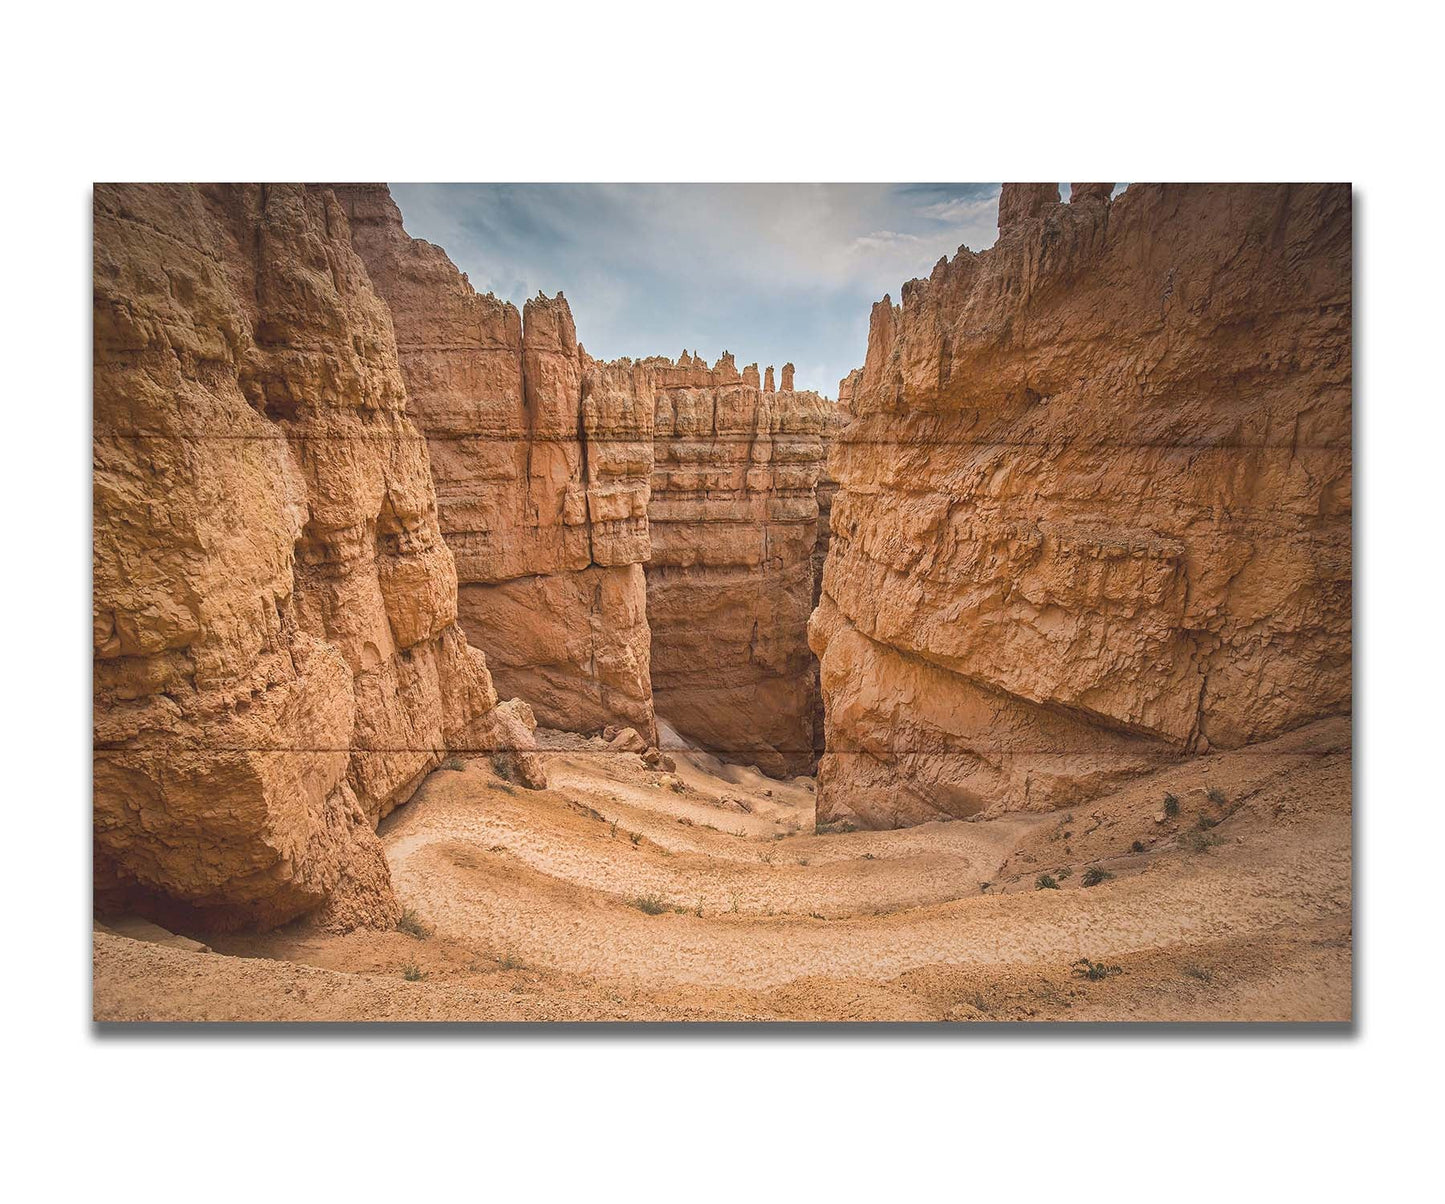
[94,718,1352,1022]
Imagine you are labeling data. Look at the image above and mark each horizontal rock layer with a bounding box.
[811,182,1352,827]
[647,354,838,777]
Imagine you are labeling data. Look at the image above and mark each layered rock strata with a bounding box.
[333,185,657,742]
[812,182,1352,827]
[93,183,538,932]
[647,352,835,776]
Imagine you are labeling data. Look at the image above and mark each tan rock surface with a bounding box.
[646,353,837,776]
[812,183,1351,827]
[333,186,656,741]
[93,183,534,932]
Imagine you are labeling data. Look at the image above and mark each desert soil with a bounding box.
[93,719,1351,1022]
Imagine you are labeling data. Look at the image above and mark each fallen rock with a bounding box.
[477,699,548,790]
[608,727,648,753]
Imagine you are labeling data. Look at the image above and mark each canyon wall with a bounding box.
[647,354,835,776]
[333,185,657,743]
[335,184,840,774]
[812,182,1352,828]
[93,183,541,932]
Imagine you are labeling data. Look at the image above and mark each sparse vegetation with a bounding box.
[396,908,430,939]
[968,992,992,1014]
[1071,958,1122,981]
[1081,867,1114,887]
[863,852,877,860]
[815,820,858,835]
[609,820,618,838]
[1178,827,1224,854]
[1163,792,1180,818]
[491,754,512,781]
[1036,874,1060,890]
[401,963,426,981]
[1131,840,1146,853]
[1206,786,1227,806]
[629,830,642,846]
[497,953,525,971]
[632,893,668,915]
[440,756,465,771]
[1182,963,1214,983]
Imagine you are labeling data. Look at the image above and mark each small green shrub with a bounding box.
[1036,874,1060,890]
[396,909,430,939]
[497,953,525,971]
[629,831,643,846]
[1182,963,1214,983]
[633,893,668,915]
[1081,867,1114,887]
[440,756,465,772]
[815,820,859,835]
[1071,958,1122,981]
[1131,840,1146,853]
[491,754,513,782]
[402,963,426,982]
[1206,786,1227,806]
[1179,828,1223,854]
[1163,792,1180,818]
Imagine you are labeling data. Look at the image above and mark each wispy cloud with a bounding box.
[389,183,1002,395]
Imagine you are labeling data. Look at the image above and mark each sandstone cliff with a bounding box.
[648,353,835,776]
[812,183,1351,827]
[332,186,657,743]
[93,183,539,932]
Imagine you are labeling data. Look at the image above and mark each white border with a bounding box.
[4,2,1439,1198]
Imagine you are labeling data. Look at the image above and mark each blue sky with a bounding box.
[389,183,1004,397]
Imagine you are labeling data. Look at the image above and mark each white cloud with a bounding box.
[390,183,1004,396]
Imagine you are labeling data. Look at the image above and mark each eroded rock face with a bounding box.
[93,183,534,932]
[647,353,836,776]
[812,183,1351,827]
[333,186,657,742]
